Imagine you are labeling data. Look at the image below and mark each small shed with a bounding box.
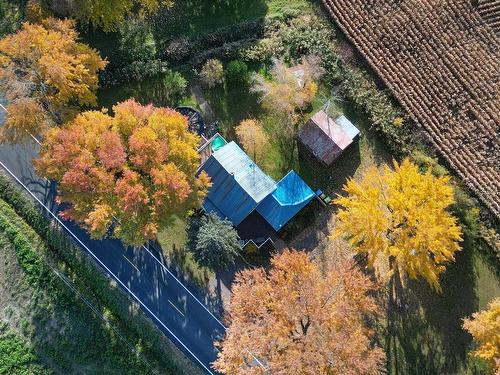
[298,110,360,166]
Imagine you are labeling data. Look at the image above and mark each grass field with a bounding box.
[153,0,310,40]
[0,194,202,375]
[383,245,498,375]
[0,199,145,373]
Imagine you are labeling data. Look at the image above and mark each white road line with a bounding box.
[0,161,215,375]
[122,254,140,273]
[29,133,42,146]
[168,299,185,317]
[140,242,226,329]
[6,127,266,372]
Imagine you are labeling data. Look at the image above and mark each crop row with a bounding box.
[321,0,500,217]
[476,0,500,36]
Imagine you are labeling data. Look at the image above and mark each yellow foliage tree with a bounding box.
[0,19,107,143]
[235,119,269,164]
[463,298,500,372]
[334,159,462,291]
[251,57,322,157]
[76,0,173,31]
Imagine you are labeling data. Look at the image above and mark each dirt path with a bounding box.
[190,84,216,124]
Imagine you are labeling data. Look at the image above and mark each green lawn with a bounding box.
[203,80,264,139]
[156,215,212,289]
[383,240,499,375]
[97,71,199,110]
[153,0,310,40]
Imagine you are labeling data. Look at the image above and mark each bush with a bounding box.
[162,70,188,105]
[0,0,21,37]
[187,213,241,270]
[225,60,249,85]
[0,326,47,375]
[198,59,224,88]
[163,36,193,62]
[410,150,448,177]
[118,17,157,64]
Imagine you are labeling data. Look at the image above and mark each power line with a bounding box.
[43,255,160,375]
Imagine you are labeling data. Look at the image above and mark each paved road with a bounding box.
[0,104,225,374]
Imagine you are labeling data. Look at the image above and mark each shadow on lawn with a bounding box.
[297,140,361,196]
[204,82,264,139]
[153,0,268,40]
[155,241,211,291]
[385,236,486,375]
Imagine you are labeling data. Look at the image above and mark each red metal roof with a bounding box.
[297,110,355,166]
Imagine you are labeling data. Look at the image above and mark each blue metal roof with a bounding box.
[212,142,276,202]
[199,141,276,226]
[256,171,315,231]
[199,142,314,231]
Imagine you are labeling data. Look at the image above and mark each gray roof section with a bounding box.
[212,141,276,204]
[335,115,360,140]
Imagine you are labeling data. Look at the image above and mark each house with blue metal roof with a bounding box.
[197,137,315,234]
[256,170,315,231]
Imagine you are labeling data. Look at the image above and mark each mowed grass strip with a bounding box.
[0,174,204,375]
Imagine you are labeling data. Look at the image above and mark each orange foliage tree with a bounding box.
[0,18,106,143]
[213,250,385,374]
[36,99,210,246]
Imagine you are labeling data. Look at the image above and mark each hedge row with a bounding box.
[0,172,202,375]
[160,19,266,64]
[98,19,266,86]
[1,203,135,372]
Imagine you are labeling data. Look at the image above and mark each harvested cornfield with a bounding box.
[476,0,500,36]
[321,0,500,217]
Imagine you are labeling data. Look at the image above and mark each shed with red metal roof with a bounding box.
[298,110,359,166]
